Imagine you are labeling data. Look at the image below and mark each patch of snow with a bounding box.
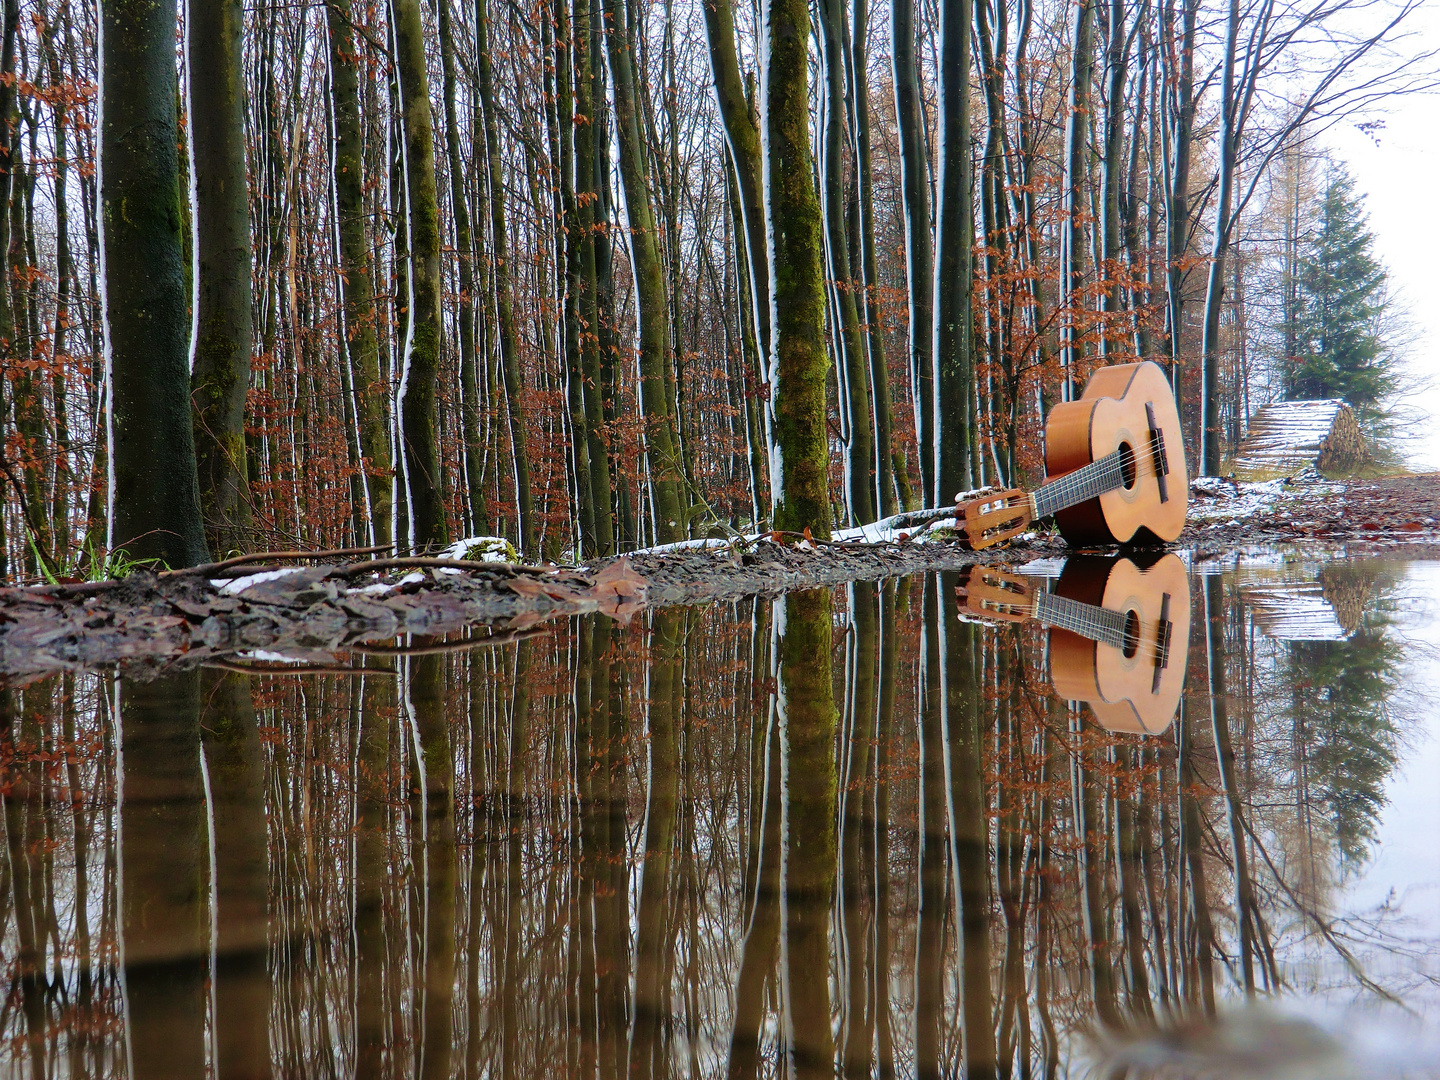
[239,650,316,664]
[216,567,309,594]
[442,535,519,563]
[629,536,753,557]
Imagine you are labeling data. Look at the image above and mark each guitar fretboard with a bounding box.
[1033,591,1131,652]
[1032,446,1136,520]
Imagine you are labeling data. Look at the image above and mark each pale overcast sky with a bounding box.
[1322,1,1440,470]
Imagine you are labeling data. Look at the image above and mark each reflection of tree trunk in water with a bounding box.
[727,645,783,1080]
[779,590,837,1077]
[1034,711,1062,1077]
[599,620,630,1080]
[4,687,48,1076]
[200,670,273,1079]
[995,643,1029,1072]
[1073,709,1121,1029]
[585,619,616,1076]
[411,653,456,1080]
[739,597,773,926]
[873,581,898,1079]
[1114,746,1155,1020]
[941,583,997,1080]
[59,678,95,1044]
[916,581,946,1080]
[1138,744,1173,1009]
[842,583,878,1079]
[1206,575,1262,995]
[466,651,490,1079]
[630,610,681,1080]
[119,672,209,1078]
[356,676,392,1078]
[501,643,529,1080]
[1178,698,1217,1014]
[570,618,599,1079]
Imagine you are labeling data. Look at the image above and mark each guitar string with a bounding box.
[1032,435,1163,520]
[1033,449,1130,519]
[1034,592,1130,650]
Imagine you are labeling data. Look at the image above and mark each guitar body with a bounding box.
[1045,361,1188,545]
[1048,553,1190,735]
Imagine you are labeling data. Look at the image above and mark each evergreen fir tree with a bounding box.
[1285,164,1396,432]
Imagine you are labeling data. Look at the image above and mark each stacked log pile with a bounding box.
[1233,399,1366,480]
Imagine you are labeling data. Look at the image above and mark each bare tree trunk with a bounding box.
[851,0,897,515]
[1060,0,1095,399]
[1162,0,1199,399]
[603,0,686,543]
[892,0,934,504]
[1200,0,1240,476]
[188,0,253,556]
[817,0,874,525]
[933,0,975,498]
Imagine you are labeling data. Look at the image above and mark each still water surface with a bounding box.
[3,553,1438,1077]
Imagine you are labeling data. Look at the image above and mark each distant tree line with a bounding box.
[0,0,1431,575]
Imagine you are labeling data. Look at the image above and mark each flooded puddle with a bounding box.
[3,552,1438,1076]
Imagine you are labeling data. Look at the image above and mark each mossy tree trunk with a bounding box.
[391,0,448,551]
[326,0,392,547]
[101,0,209,568]
[555,0,614,556]
[764,0,831,538]
[777,588,836,1072]
[188,0,253,557]
[602,0,686,544]
[328,0,391,550]
[0,0,15,576]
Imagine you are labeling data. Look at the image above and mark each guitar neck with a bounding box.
[1032,591,1131,651]
[1031,448,1131,520]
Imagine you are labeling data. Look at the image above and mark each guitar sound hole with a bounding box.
[1118,441,1137,489]
[1122,609,1140,659]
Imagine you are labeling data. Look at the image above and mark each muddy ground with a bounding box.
[4,473,1440,681]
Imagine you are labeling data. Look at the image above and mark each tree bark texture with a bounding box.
[391,0,448,550]
[476,0,535,554]
[892,0,933,505]
[188,0,254,556]
[102,0,210,568]
[603,0,686,544]
[764,0,831,537]
[933,0,975,500]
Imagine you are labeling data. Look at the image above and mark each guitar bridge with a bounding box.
[1151,591,1172,694]
[1145,401,1170,504]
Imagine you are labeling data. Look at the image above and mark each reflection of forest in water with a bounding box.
[0,560,1431,1077]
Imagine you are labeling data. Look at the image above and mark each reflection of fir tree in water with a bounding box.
[1287,606,1403,867]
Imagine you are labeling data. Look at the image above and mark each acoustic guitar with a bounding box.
[956,552,1190,735]
[959,361,1187,550]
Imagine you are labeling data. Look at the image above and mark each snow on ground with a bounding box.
[1187,474,1341,529]
[215,566,310,594]
[442,535,520,562]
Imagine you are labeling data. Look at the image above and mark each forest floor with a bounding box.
[4,471,1440,681]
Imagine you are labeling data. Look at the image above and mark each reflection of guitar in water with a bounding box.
[957,361,1188,550]
[957,553,1191,735]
